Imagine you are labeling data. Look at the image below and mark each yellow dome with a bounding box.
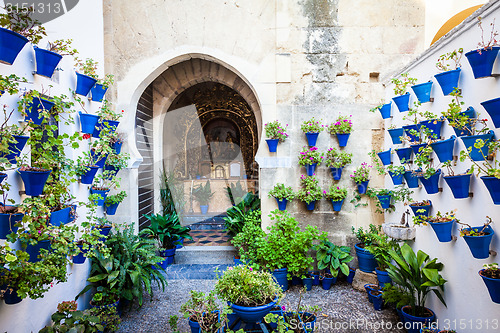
[431,5,484,45]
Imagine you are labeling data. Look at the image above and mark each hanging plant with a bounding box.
[300,117,324,133]
[264,121,288,142]
[296,175,323,204]
[298,146,323,166]
[328,115,353,134]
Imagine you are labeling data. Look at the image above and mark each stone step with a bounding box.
[174,245,237,265]
[165,263,232,279]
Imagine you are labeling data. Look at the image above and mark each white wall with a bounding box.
[0,1,104,331]
[385,3,499,331]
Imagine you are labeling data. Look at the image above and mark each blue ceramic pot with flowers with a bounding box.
[306,163,317,176]
[306,201,316,210]
[336,133,350,147]
[306,132,319,146]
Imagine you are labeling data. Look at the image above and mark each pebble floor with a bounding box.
[117,279,405,333]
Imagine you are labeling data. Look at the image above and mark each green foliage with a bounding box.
[350,163,371,183]
[381,284,412,309]
[192,180,214,205]
[159,168,186,222]
[351,224,382,247]
[413,145,439,179]
[231,210,264,260]
[391,72,417,96]
[300,117,324,133]
[264,120,288,142]
[97,100,122,122]
[364,233,397,270]
[0,5,46,44]
[141,213,192,249]
[226,181,247,205]
[324,147,352,168]
[436,48,463,71]
[297,146,323,166]
[224,192,261,236]
[104,190,127,206]
[328,115,353,134]
[39,301,104,333]
[47,39,78,56]
[366,185,413,214]
[296,175,322,204]
[314,240,353,277]
[324,185,347,201]
[180,290,223,332]
[460,139,500,178]
[74,57,98,78]
[268,183,295,200]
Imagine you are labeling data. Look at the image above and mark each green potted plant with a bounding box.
[457,216,494,259]
[91,74,114,102]
[264,120,288,152]
[300,117,324,146]
[90,172,120,206]
[181,290,225,333]
[104,190,127,215]
[298,146,323,176]
[366,186,413,214]
[223,192,260,236]
[413,210,457,243]
[314,240,353,290]
[328,115,353,147]
[365,233,397,288]
[381,284,412,321]
[413,145,441,194]
[296,175,323,210]
[230,210,264,265]
[434,48,463,95]
[324,185,347,212]
[282,288,321,331]
[324,147,352,180]
[369,100,392,119]
[93,100,123,138]
[350,163,372,194]
[74,57,98,96]
[34,39,78,78]
[226,181,246,206]
[0,181,23,240]
[391,72,417,112]
[268,183,294,211]
[39,300,107,333]
[192,180,214,214]
[352,224,380,273]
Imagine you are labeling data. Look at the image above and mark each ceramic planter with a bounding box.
[395,147,412,164]
[73,243,88,264]
[376,194,391,209]
[479,269,500,304]
[443,173,471,199]
[460,131,494,161]
[481,176,500,205]
[26,97,55,125]
[410,143,427,156]
[378,103,392,119]
[79,112,100,134]
[401,306,436,333]
[93,119,120,138]
[305,132,319,146]
[377,148,391,165]
[272,268,288,291]
[90,150,108,168]
[302,277,313,291]
[465,47,500,79]
[331,199,344,212]
[355,243,377,273]
[462,226,494,259]
[429,219,455,242]
[80,166,99,184]
[388,127,405,144]
[0,27,29,65]
[266,139,279,152]
[411,81,433,103]
[346,268,355,284]
[90,188,110,206]
[404,170,420,188]
[420,119,443,139]
[75,72,97,96]
[336,133,350,147]
[388,171,404,185]
[330,167,343,180]
[480,97,500,128]
[321,276,336,290]
[3,287,22,305]
[90,83,108,102]
[370,290,384,311]
[409,201,431,218]
[105,202,120,215]
[403,124,421,143]
[34,47,63,78]
[230,298,278,323]
[448,106,475,137]
[0,211,23,239]
[200,205,209,214]
[2,135,29,163]
[430,136,456,163]
[18,168,52,196]
[306,163,317,176]
[25,239,51,263]
[434,68,461,95]
[356,180,369,194]
[306,200,316,211]
[364,284,378,303]
[112,141,123,154]
[275,198,288,211]
[419,170,441,195]
[392,93,410,112]
[49,207,71,226]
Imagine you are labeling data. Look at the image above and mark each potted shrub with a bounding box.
[373,148,391,166]
[441,89,475,136]
[391,73,417,112]
[328,115,353,147]
[192,180,214,214]
[34,39,77,78]
[300,117,324,147]
[365,233,397,288]
[434,48,463,95]
[414,210,457,243]
[350,163,372,194]
[441,162,472,199]
[298,146,323,176]
[90,172,119,206]
[91,74,114,102]
[75,149,100,185]
[39,300,109,332]
[314,240,353,290]
[465,17,500,79]
[479,263,500,304]
[268,183,294,211]
[324,147,352,180]
[181,290,224,333]
[74,57,98,96]
[382,284,412,321]
[264,121,288,153]
[387,243,447,333]
[296,175,323,210]
[324,185,347,212]
[104,190,127,215]
[457,216,494,259]
[369,101,392,119]
[0,109,28,164]
[283,290,320,332]
[352,224,380,273]
[230,210,265,272]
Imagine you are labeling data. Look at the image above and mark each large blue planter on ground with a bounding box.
[105,202,120,215]
[392,93,410,112]
[0,212,22,239]
[443,173,471,199]
[462,226,494,259]
[411,143,427,156]
[395,147,412,164]
[420,119,443,139]
[434,68,461,95]
[34,47,63,78]
[306,132,319,146]
[377,194,391,209]
[306,201,316,211]
[266,139,279,152]
[403,124,421,143]
[355,243,377,273]
[80,166,99,184]
[272,268,288,291]
[388,171,404,185]
[388,128,404,144]
[479,269,500,304]
[419,170,441,195]
[409,202,431,217]
[49,207,71,226]
[378,103,392,119]
[25,239,51,263]
[404,170,420,188]
[375,268,392,288]
[330,167,343,180]
[429,219,455,242]
[2,135,29,163]
[411,81,433,103]
[0,27,29,65]
[401,306,436,333]
[430,136,456,163]
[336,133,350,147]
[331,199,344,212]
[26,97,55,125]
[75,72,97,96]
[230,298,277,323]
[465,47,500,79]
[377,148,391,165]
[90,188,110,206]
[18,169,52,196]
[276,198,288,211]
[306,163,317,176]
[480,97,500,128]
[90,83,108,102]
[79,112,100,134]
[356,180,369,194]
[481,176,500,205]
[461,131,494,161]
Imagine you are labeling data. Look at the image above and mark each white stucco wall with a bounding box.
[0,1,104,331]
[385,2,500,331]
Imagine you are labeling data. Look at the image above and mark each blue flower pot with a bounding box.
[449,106,475,136]
[346,268,355,284]
[104,164,120,179]
[79,112,100,134]
[200,205,209,214]
[25,239,51,263]
[434,68,461,95]
[420,119,443,139]
[356,180,369,194]
[330,167,343,180]
[411,81,433,103]
[302,277,313,291]
[90,83,108,102]
[465,47,500,79]
[272,268,288,291]
[392,93,410,112]
[370,291,384,311]
[306,201,316,211]
[479,269,500,304]
[331,199,344,212]
[26,97,55,125]
[306,132,319,146]
[0,27,28,65]
[310,271,320,286]
[174,237,185,249]
[2,135,29,163]
[429,219,455,242]
[481,176,500,205]
[159,248,176,266]
[18,168,52,196]
[266,138,279,152]
[276,198,288,211]
[336,133,350,147]
[461,131,494,161]
[403,124,421,143]
[3,287,22,304]
[34,47,62,78]
[377,148,391,165]
[75,72,97,96]
[411,143,427,156]
[388,128,404,144]
[401,306,436,333]
[188,319,200,333]
[105,202,120,215]
[388,171,404,185]
[49,207,71,226]
[379,103,392,119]
[96,225,112,238]
[0,173,7,184]
[364,284,378,302]
[90,188,110,206]
[306,163,317,176]
[430,136,456,163]
[443,173,471,199]
[298,312,316,333]
[112,141,123,154]
[462,226,494,259]
[80,166,99,184]
[419,170,441,195]
[375,268,392,288]
[409,202,431,218]
[230,298,277,323]
[90,150,108,168]
[355,243,377,273]
[0,211,22,239]
[73,243,88,264]
[291,275,303,285]
[377,194,391,209]
[395,147,412,164]
[321,276,336,290]
[93,119,120,138]
[481,97,500,128]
